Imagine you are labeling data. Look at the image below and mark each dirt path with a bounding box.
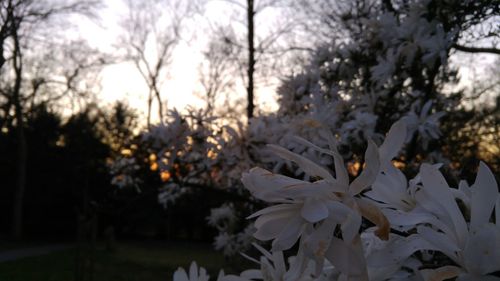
[0,244,73,263]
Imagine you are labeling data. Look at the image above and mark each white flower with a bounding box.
[340,111,380,145]
[207,204,237,232]
[158,182,185,208]
[403,100,445,148]
[173,262,250,281]
[242,125,393,280]
[239,243,316,281]
[173,262,210,281]
[109,157,141,190]
[415,162,500,279]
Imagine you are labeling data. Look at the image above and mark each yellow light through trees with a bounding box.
[150,162,158,171]
[149,153,157,162]
[207,150,217,159]
[160,171,171,182]
[392,160,406,169]
[121,148,132,156]
[348,162,361,176]
[149,153,158,171]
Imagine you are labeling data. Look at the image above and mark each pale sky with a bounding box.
[72,0,279,123]
[71,0,497,123]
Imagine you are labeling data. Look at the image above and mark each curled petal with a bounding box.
[419,266,462,281]
[356,198,390,240]
[242,167,304,202]
[267,144,336,183]
[470,162,498,232]
[349,140,380,195]
[379,119,407,163]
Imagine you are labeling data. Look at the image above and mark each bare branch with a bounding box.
[452,43,500,55]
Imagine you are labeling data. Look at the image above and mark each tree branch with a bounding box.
[452,43,500,55]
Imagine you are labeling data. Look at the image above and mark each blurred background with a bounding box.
[0,0,498,280]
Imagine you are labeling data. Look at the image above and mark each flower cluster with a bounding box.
[109,157,142,191]
[173,120,500,281]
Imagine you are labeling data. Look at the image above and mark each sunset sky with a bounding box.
[72,0,280,123]
[71,0,497,123]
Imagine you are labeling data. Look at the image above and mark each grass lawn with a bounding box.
[0,241,239,281]
[0,240,53,252]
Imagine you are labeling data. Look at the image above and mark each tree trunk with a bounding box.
[11,90,26,240]
[147,90,153,129]
[10,3,27,240]
[246,0,255,121]
[153,85,164,124]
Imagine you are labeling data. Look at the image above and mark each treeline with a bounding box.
[0,102,222,241]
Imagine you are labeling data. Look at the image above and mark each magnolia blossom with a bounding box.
[212,225,255,257]
[403,100,445,148]
[240,121,415,279]
[173,116,499,281]
[207,204,237,232]
[173,262,249,281]
[109,157,141,190]
[414,162,500,280]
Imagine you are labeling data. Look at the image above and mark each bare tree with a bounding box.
[202,0,295,121]
[23,40,109,114]
[198,28,238,113]
[118,0,194,128]
[0,0,101,240]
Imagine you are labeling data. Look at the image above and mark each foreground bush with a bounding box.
[173,120,499,281]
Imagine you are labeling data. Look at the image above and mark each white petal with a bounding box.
[248,204,298,220]
[189,262,198,281]
[420,164,468,248]
[267,144,336,183]
[219,275,252,281]
[271,215,304,251]
[282,180,345,199]
[301,198,329,223]
[421,100,433,119]
[350,139,380,195]
[199,267,209,281]
[341,210,362,243]
[327,201,361,242]
[254,212,295,241]
[370,163,410,210]
[173,268,189,281]
[331,147,349,187]
[239,269,262,280]
[417,226,461,264]
[303,216,336,261]
[251,242,273,260]
[463,223,500,275]
[419,266,462,281]
[356,198,390,240]
[367,234,436,267]
[470,162,499,232]
[379,119,407,163]
[326,237,368,278]
[242,167,305,202]
[292,135,335,158]
[458,180,471,198]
